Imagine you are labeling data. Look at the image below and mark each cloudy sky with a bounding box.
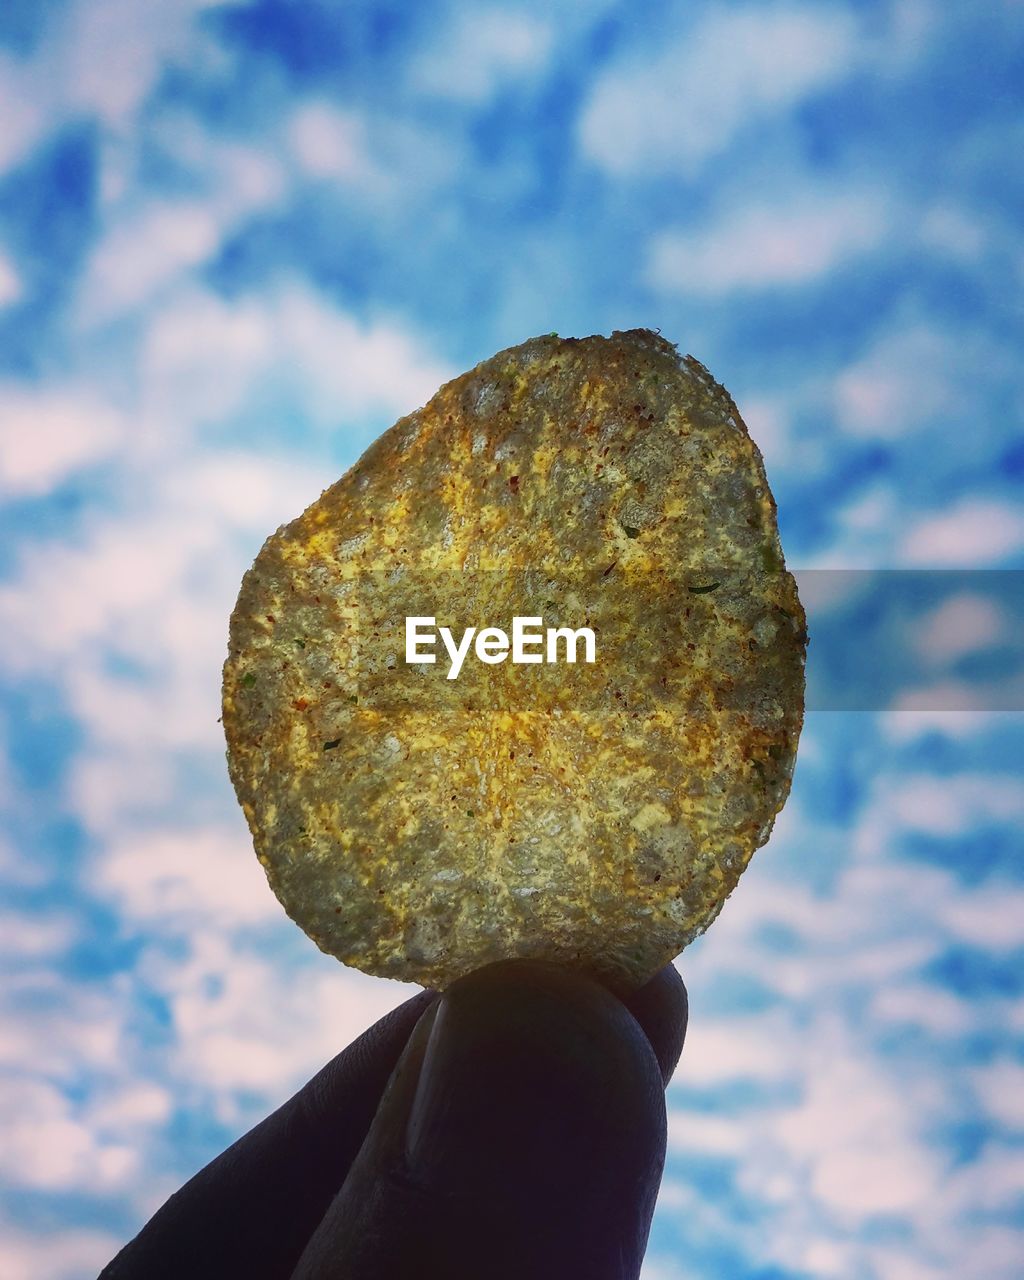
[1,1,1022,1276]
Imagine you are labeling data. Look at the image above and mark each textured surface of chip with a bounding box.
[223,330,806,990]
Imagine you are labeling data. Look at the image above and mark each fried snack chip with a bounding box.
[223,330,806,989]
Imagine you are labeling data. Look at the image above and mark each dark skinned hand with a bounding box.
[99,959,688,1280]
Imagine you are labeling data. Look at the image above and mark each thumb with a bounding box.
[290,960,671,1280]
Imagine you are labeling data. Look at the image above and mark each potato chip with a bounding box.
[223,330,806,989]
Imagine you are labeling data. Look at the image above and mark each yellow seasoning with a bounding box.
[223,330,806,990]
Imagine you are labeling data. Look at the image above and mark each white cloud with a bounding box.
[76,122,285,324]
[680,833,1019,1039]
[880,706,1003,741]
[169,449,330,531]
[799,1239,855,1278]
[79,201,223,318]
[0,249,22,308]
[0,510,214,671]
[676,1012,796,1086]
[0,1228,121,1280]
[942,886,1024,950]
[888,681,1009,714]
[578,5,857,176]
[93,826,279,928]
[56,0,237,130]
[0,56,45,175]
[0,1078,136,1192]
[263,287,455,423]
[912,592,1006,665]
[794,568,875,613]
[901,499,1024,566]
[288,103,369,180]
[870,983,973,1036]
[834,482,899,540]
[61,0,195,128]
[0,439,328,889]
[641,1257,688,1280]
[920,202,986,261]
[0,911,76,959]
[661,760,1024,1273]
[0,974,127,1077]
[0,448,323,674]
[666,1109,744,1157]
[69,748,179,836]
[813,1143,936,1219]
[147,932,418,1121]
[664,1000,952,1268]
[647,190,890,294]
[771,1037,941,1220]
[888,773,1024,837]
[140,283,454,435]
[0,832,51,888]
[834,326,968,439]
[833,316,1018,444]
[0,0,225,181]
[0,387,127,498]
[153,116,286,216]
[0,294,449,804]
[687,851,947,986]
[139,288,282,428]
[973,1060,1024,1131]
[952,1145,1024,1213]
[413,8,552,104]
[88,1082,173,1132]
[946,1227,1024,1280]
[861,1249,945,1280]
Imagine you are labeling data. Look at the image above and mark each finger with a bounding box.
[98,962,688,1279]
[291,960,673,1280]
[100,986,438,1280]
[621,961,688,1086]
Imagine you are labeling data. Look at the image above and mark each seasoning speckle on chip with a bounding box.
[223,330,806,990]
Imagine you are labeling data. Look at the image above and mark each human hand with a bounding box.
[99,959,688,1280]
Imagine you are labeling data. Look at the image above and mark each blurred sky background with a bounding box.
[0,1,1023,1277]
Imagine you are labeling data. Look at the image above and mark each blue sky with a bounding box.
[0,1,1022,1276]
